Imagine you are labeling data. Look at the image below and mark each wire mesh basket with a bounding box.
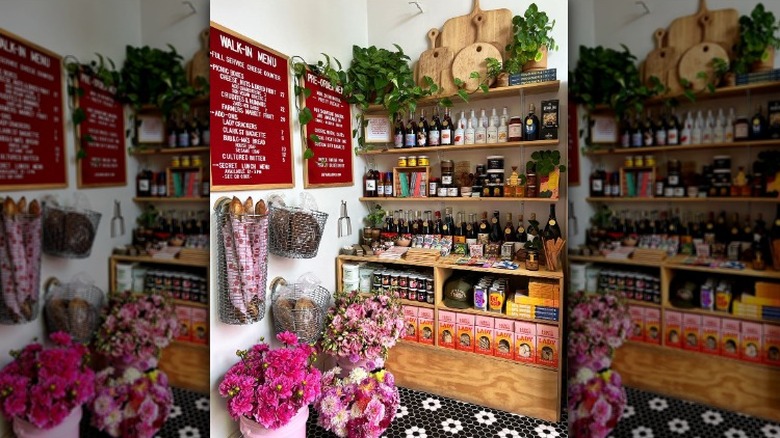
[215,198,269,325]
[43,277,105,343]
[0,213,42,324]
[271,283,331,344]
[268,204,328,259]
[42,203,101,258]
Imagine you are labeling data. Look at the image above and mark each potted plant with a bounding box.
[526,149,566,198]
[505,3,558,74]
[315,367,400,438]
[320,289,405,374]
[0,332,95,437]
[218,332,321,437]
[89,366,173,438]
[485,57,508,87]
[733,3,780,74]
[362,204,387,243]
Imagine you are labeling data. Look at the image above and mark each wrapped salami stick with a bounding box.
[222,217,248,319]
[21,201,42,320]
[231,213,257,320]
[1,204,22,321]
[248,215,267,312]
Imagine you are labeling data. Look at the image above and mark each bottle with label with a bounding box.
[411,210,421,235]
[199,112,210,145]
[654,109,667,146]
[405,111,417,147]
[422,210,433,235]
[725,107,735,142]
[417,109,429,146]
[750,105,767,140]
[524,103,540,141]
[526,213,540,244]
[702,109,714,144]
[189,113,201,146]
[469,109,478,133]
[508,114,523,141]
[497,107,509,142]
[477,211,490,241]
[543,204,562,240]
[486,108,498,143]
[394,113,405,148]
[466,213,477,241]
[489,210,502,242]
[464,116,476,145]
[642,109,654,146]
[440,108,453,145]
[168,114,179,147]
[692,110,704,144]
[433,210,443,234]
[443,208,455,236]
[456,211,467,240]
[680,111,693,145]
[630,112,643,147]
[475,108,487,144]
[157,171,167,197]
[178,114,190,147]
[377,172,386,197]
[503,212,515,242]
[384,171,394,197]
[713,108,725,143]
[428,107,441,146]
[363,167,376,197]
[454,110,466,145]
[136,167,152,197]
[590,163,605,197]
[667,108,680,145]
[515,214,527,243]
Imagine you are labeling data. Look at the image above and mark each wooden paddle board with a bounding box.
[644,28,675,89]
[678,12,728,92]
[451,13,501,92]
[417,28,456,96]
[440,0,512,58]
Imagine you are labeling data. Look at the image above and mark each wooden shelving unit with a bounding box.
[360,196,559,203]
[358,139,559,156]
[584,139,780,155]
[585,196,778,203]
[133,196,207,203]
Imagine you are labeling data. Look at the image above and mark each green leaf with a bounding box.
[76,148,87,159]
[299,107,313,125]
[309,134,321,143]
[469,71,481,79]
[303,148,314,159]
[72,108,86,125]
[456,89,469,102]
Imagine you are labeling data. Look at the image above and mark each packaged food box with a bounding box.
[643,308,661,344]
[664,311,682,348]
[474,315,494,356]
[175,305,192,342]
[494,318,514,360]
[402,306,419,342]
[763,324,780,366]
[438,310,456,349]
[701,316,720,355]
[720,318,741,359]
[513,321,536,363]
[417,308,435,345]
[682,313,701,351]
[629,305,645,342]
[456,313,475,352]
[740,321,762,363]
[536,323,559,367]
[191,307,208,344]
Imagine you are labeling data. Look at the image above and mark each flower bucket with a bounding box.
[336,356,371,377]
[13,405,82,438]
[239,405,308,438]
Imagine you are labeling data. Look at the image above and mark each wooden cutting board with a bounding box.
[706,6,739,59]
[440,0,512,58]
[451,13,502,92]
[678,13,728,92]
[666,0,708,57]
[644,28,675,89]
[187,27,209,86]
[417,28,457,96]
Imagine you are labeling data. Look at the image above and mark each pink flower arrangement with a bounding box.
[568,367,626,438]
[567,290,631,370]
[219,331,322,429]
[89,366,173,438]
[321,289,405,364]
[315,366,399,438]
[0,332,95,429]
[93,291,178,367]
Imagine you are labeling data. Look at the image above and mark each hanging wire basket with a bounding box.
[42,203,101,258]
[271,281,331,344]
[215,198,269,325]
[268,204,328,259]
[0,213,42,324]
[43,277,105,343]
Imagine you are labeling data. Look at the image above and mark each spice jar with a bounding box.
[192,155,203,167]
[634,155,644,167]
[181,155,191,167]
[171,155,181,167]
[526,172,538,198]
[624,156,634,168]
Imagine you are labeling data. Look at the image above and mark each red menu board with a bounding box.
[301,71,353,188]
[209,22,294,191]
[0,29,66,190]
[76,70,126,188]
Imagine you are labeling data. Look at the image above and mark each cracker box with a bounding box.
[643,308,661,345]
[474,316,494,356]
[456,313,476,352]
[175,305,192,342]
[438,310,457,349]
[763,324,780,366]
[494,318,515,360]
[191,308,208,344]
[402,306,419,342]
[720,318,741,359]
[417,308,435,345]
[664,311,682,348]
[682,313,701,351]
[513,321,536,363]
[536,323,559,368]
[701,316,721,355]
[740,321,762,363]
[629,306,645,342]
[541,99,560,140]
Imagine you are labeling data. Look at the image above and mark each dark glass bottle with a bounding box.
[715,211,729,244]
[542,204,562,240]
[503,212,515,242]
[466,213,478,240]
[526,213,540,244]
[428,107,441,146]
[433,210,443,234]
[417,109,429,147]
[523,103,540,141]
[136,167,152,197]
[411,210,421,235]
[478,211,490,241]
[728,212,741,244]
[405,111,417,148]
[394,113,405,148]
[456,211,467,238]
[489,210,502,242]
[515,213,527,243]
[750,105,767,140]
[443,208,455,236]
[422,210,433,235]
[590,163,605,197]
[363,167,376,197]
[741,214,753,243]
[631,112,643,147]
[667,108,680,146]
[440,107,453,145]
[654,109,667,146]
[643,109,654,146]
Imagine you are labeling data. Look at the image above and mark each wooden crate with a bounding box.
[393,166,429,198]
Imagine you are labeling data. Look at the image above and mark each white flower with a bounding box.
[395,405,409,419]
[497,429,522,438]
[701,410,724,426]
[648,397,668,412]
[347,366,369,383]
[405,426,427,438]
[622,405,636,419]
[632,426,655,438]
[475,410,497,425]
[575,366,595,383]
[724,428,748,438]
[195,397,209,411]
[167,404,182,419]
[762,424,780,438]
[178,426,201,438]
[668,418,690,434]
[421,397,442,411]
[534,424,560,437]
[441,418,463,434]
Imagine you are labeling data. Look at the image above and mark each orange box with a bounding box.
[438,310,456,349]
[741,321,762,363]
[175,305,192,342]
[474,316,494,356]
[643,308,661,344]
[720,318,741,359]
[682,313,701,351]
[536,324,559,368]
[456,313,475,352]
[191,308,208,344]
[494,318,514,360]
[629,306,645,342]
[513,321,536,363]
[664,311,682,348]
[402,306,419,342]
[763,324,780,366]
[701,316,720,355]
[417,308,434,345]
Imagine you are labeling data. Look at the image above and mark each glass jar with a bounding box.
[428,178,440,197]
[508,116,523,141]
[525,249,539,271]
[397,156,407,167]
[407,156,418,167]
[418,155,430,166]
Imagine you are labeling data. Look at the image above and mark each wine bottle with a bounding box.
[750,105,767,140]
[524,103,540,141]
[620,114,631,147]
[489,210,502,242]
[433,210,443,234]
[443,207,455,236]
[428,106,441,146]
[667,108,680,146]
[422,210,433,235]
[137,167,152,197]
[497,107,508,143]
[590,163,605,197]
[515,214,527,243]
[440,108,453,145]
[466,213,478,241]
[654,109,667,146]
[503,212,515,242]
[643,109,654,146]
[417,109,429,146]
[178,113,190,147]
[189,112,201,146]
[477,211,490,241]
[543,204,562,240]
[411,210,421,235]
[405,111,417,148]
[363,167,376,197]
[526,213,540,244]
[394,113,405,148]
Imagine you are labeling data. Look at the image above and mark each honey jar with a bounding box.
[407,156,418,167]
[397,156,407,167]
[418,155,430,166]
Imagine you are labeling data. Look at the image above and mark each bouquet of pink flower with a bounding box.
[219,331,322,429]
[89,366,173,438]
[0,332,95,429]
[315,366,399,438]
[567,290,631,369]
[321,289,405,364]
[93,291,178,367]
[568,367,626,438]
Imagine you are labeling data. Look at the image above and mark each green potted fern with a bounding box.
[504,3,558,75]
[733,3,780,74]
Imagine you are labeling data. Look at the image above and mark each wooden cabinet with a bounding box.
[336,254,564,422]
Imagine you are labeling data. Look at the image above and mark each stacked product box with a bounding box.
[474,316,494,356]
[741,322,762,363]
[627,305,661,344]
[764,324,780,366]
[402,306,419,342]
[513,321,536,364]
[456,313,476,352]
[191,307,207,344]
[701,316,721,355]
[505,279,561,321]
[438,310,456,349]
[682,313,701,352]
[664,311,682,348]
[508,68,557,86]
[175,305,192,342]
[494,318,515,360]
[418,308,435,345]
[629,306,645,342]
[536,324,559,367]
[721,318,741,359]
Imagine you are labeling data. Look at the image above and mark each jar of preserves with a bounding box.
[508,115,523,141]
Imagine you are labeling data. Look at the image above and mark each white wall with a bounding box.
[140,0,210,62]
[208,2,368,436]
[0,1,143,434]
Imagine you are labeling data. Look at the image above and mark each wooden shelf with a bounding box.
[665,305,780,326]
[626,298,662,308]
[440,305,559,325]
[133,196,207,203]
[365,81,561,114]
[586,196,778,203]
[337,254,437,269]
[130,146,210,156]
[172,299,209,309]
[172,340,209,350]
[568,254,663,268]
[110,254,209,268]
[399,299,435,309]
[399,340,558,371]
[361,196,558,203]
[358,139,559,156]
[440,261,563,279]
[647,81,780,105]
[584,139,780,155]
[664,254,780,280]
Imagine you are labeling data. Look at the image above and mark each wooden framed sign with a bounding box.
[301,70,353,188]
[75,70,126,188]
[590,113,619,145]
[364,114,392,144]
[209,22,294,191]
[0,28,67,191]
[136,114,165,145]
